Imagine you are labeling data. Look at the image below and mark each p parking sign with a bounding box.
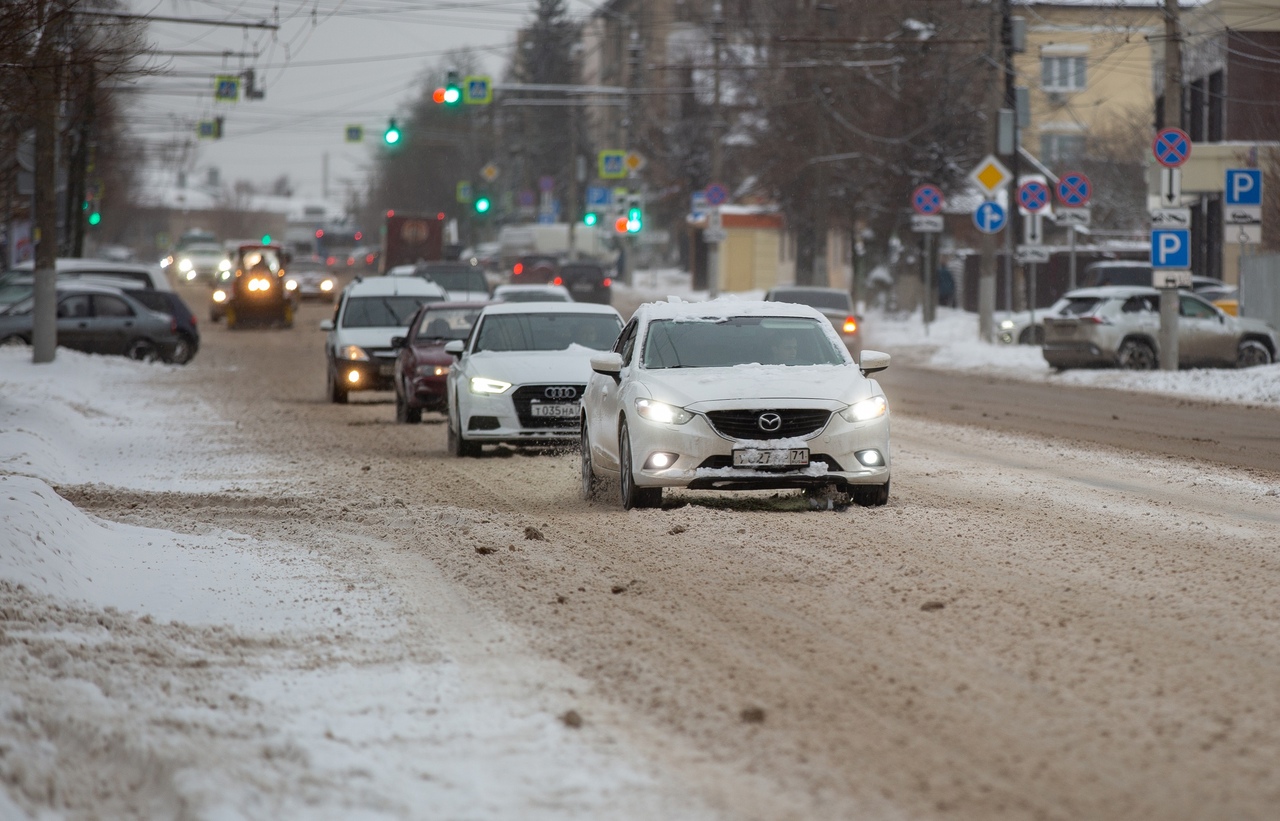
[1151,229,1190,269]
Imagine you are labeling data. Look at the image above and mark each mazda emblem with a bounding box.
[758,412,782,432]
[544,386,577,400]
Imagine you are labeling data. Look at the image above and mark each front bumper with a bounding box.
[408,374,448,410]
[625,409,890,492]
[458,384,582,445]
[335,357,396,392]
[1042,341,1115,368]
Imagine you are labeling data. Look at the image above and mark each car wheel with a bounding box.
[852,480,890,508]
[395,385,421,424]
[619,420,661,510]
[1237,339,1272,369]
[327,365,349,404]
[169,333,196,365]
[125,338,161,362]
[447,395,481,457]
[581,421,603,501]
[1117,339,1157,370]
[1020,326,1044,345]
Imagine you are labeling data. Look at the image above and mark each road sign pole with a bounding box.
[922,232,934,331]
[1069,225,1077,290]
[1159,287,1179,371]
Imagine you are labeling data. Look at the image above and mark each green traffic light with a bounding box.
[626,206,642,233]
[474,197,491,214]
[261,234,272,244]
[88,212,101,226]
[443,86,461,105]
[583,212,598,226]
[384,119,402,144]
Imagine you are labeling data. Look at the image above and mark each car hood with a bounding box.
[444,291,490,302]
[631,365,876,411]
[408,341,456,364]
[464,348,601,384]
[1230,315,1278,339]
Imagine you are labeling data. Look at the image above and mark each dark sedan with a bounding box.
[392,301,489,423]
[0,282,185,363]
[555,261,612,304]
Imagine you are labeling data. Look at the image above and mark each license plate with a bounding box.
[733,448,809,467]
[379,364,395,376]
[531,403,577,418]
[571,282,593,292]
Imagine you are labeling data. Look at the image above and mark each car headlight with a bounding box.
[635,398,693,425]
[418,364,449,377]
[285,279,298,291]
[178,258,194,272]
[320,279,334,292]
[840,395,887,423]
[218,259,232,271]
[469,376,512,394]
[999,319,1015,330]
[212,290,227,303]
[337,345,370,361]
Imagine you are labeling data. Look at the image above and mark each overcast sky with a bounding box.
[124,1,599,203]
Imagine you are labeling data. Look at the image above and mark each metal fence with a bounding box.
[1240,253,1280,331]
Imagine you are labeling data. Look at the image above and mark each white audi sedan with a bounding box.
[580,299,892,509]
[444,301,623,456]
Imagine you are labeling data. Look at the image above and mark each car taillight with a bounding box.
[326,256,337,266]
[553,276,563,285]
[602,277,612,287]
[513,262,524,276]
[842,316,858,334]
[1083,316,1109,325]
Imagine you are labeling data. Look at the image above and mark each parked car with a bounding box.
[321,276,448,403]
[119,287,200,365]
[1041,285,1277,370]
[1197,284,1240,316]
[555,261,613,304]
[443,301,624,456]
[581,300,892,509]
[391,301,489,423]
[1081,261,1224,293]
[492,283,573,303]
[764,285,862,356]
[5,258,173,296]
[997,297,1070,345]
[0,281,186,363]
[413,262,491,302]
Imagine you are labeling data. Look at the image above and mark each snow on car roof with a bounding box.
[343,276,446,297]
[639,297,828,322]
[480,300,620,317]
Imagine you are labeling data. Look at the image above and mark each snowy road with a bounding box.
[3,283,1280,820]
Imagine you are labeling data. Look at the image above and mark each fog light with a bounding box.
[645,452,678,469]
[346,370,361,384]
[856,449,884,466]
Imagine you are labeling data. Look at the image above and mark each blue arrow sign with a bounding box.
[912,184,944,216]
[1225,169,1262,206]
[1151,228,1191,269]
[1057,172,1091,207]
[1017,181,1049,212]
[1153,128,1191,168]
[973,201,1007,234]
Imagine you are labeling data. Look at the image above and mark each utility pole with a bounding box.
[978,1,1004,342]
[1159,0,1182,371]
[31,0,62,364]
[1002,1,1021,319]
[707,2,724,298]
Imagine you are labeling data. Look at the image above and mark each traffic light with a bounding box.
[261,234,272,244]
[614,216,628,234]
[443,71,461,106]
[583,212,598,227]
[383,118,402,145]
[474,195,491,215]
[626,204,642,234]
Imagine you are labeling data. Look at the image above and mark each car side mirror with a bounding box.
[390,336,406,348]
[590,351,623,381]
[444,339,465,358]
[319,319,334,331]
[859,350,890,376]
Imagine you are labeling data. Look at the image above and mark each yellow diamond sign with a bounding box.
[969,154,1011,196]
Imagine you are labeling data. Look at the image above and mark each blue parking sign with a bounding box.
[1225,169,1262,206]
[586,186,611,207]
[1151,229,1190,269]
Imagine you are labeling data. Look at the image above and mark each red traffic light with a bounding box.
[437,212,445,221]
[614,216,629,233]
[432,88,446,104]
[386,209,395,218]
[315,229,324,238]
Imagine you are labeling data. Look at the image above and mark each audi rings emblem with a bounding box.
[757,412,782,432]
[544,386,578,400]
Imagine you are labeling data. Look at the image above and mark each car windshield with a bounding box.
[473,312,621,352]
[416,306,483,341]
[1060,297,1104,316]
[342,295,440,328]
[643,316,845,369]
[769,289,851,313]
[0,279,33,306]
[419,269,488,293]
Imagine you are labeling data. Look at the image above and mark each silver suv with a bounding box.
[1042,286,1277,370]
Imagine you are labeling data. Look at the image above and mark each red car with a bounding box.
[392,301,489,423]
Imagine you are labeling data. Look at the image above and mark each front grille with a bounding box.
[696,454,845,472]
[511,384,585,429]
[705,408,831,440]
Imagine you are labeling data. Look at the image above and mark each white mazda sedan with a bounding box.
[580,299,892,509]
[444,301,623,456]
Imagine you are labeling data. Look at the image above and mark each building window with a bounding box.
[1041,133,1086,165]
[1041,55,1087,92]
